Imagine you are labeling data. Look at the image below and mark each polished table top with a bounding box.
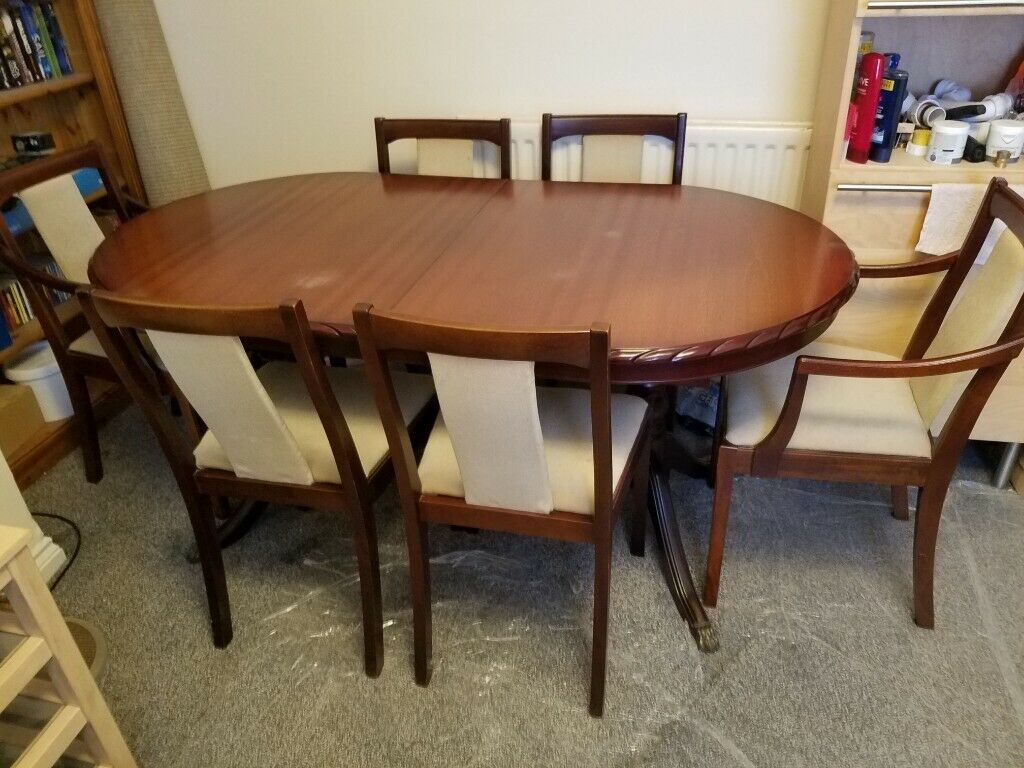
[91,172,858,384]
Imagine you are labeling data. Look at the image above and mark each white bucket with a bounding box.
[4,342,73,422]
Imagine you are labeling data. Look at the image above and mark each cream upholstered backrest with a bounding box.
[580,134,645,184]
[427,353,553,513]
[912,228,1024,434]
[19,174,105,284]
[417,139,476,178]
[146,331,314,485]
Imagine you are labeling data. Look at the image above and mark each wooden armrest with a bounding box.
[858,251,958,279]
[751,339,1024,473]
[796,340,1024,379]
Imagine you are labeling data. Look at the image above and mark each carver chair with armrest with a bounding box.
[78,289,435,675]
[703,178,1024,630]
[374,117,512,179]
[541,113,687,184]
[354,304,652,716]
[0,143,147,483]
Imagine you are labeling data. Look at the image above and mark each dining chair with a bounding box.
[0,143,147,483]
[540,113,687,184]
[354,303,652,716]
[702,178,1024,630]
[78,289,436,675]
[374,117,512,179]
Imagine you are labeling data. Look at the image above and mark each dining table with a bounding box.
[89,171,859,652]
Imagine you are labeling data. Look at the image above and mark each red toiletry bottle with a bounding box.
[847,52,886,164]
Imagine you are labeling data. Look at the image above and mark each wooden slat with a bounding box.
[0,610,26,636]
[0,721,94,764]
[0,636,51,711]
[11,704,86,768]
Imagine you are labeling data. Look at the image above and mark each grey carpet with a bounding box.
[11,405,1024,767]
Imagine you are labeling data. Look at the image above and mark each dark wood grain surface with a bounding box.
[90,172,858,384]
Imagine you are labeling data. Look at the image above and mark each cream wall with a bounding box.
[151,0,829,189]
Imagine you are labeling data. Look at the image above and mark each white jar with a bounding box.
[926,120,970,166]
[986,120,1024,163]
[4,342,73,422]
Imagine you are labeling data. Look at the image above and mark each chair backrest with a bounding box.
[541,113,687,185]
[906,180,1024,435]
[353,304,613,519]
[0,143,128,285]
[78,289,370,496]
[374,118,512,180]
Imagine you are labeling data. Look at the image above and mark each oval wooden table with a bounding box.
[91,172,858,652]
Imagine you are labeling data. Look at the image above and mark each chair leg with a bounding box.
[628,435,650,557]
[185,495,232,647]
[348,500,384,678]
[912,483,947,629]
[702,451,735,608]
[67,373,102,484]
[891,485,910,521]
[589,538,612,717]
[407,520,432,686]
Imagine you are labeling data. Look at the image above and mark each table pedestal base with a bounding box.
[646,386,719,653]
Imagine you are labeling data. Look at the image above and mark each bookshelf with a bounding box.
[0,1,142,198]
[800,1,1024,466]
[0,0,142,486]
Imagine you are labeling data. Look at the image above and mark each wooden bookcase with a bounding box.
[0,1,142,198]
[0,0,142,485]
[800,0,1024,446]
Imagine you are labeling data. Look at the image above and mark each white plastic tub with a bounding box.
[4,342,73,422]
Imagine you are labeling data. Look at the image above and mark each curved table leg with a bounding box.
[646,386,719,654]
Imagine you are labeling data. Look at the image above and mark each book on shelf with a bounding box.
[0,2,70,90]
[0,8,31,87]
[12,1,52,80]
[0,255,69,337]
[8,7,38,83]
[39,2,69,76]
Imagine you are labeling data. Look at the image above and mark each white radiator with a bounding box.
[507,119,813,209]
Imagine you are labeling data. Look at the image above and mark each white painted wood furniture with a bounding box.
[0,524,137,767]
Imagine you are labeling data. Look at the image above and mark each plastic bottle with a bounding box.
[870,54,910,163]
[848,52,886,164]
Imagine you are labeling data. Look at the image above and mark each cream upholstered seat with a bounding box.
[726,341,932,458]
[193,361,434,483]
[67,329,106,357]
[68,328,167,371]
[418,385,648,515]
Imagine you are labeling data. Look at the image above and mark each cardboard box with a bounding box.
[0,384,44,458]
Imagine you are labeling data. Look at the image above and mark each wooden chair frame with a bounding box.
[540,113,688,184]
[354,303,652,716]
[703,178,1024,630]
[77,289,431,677]
[373,117,512,179]
[0,143,146,483]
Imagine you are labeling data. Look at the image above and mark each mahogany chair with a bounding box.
[702,178,1024,630]
[374,117,512,179]
[354,303,652,716]
[78,289,436,676]
[0,143,146,483]
[540,113,687,184]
